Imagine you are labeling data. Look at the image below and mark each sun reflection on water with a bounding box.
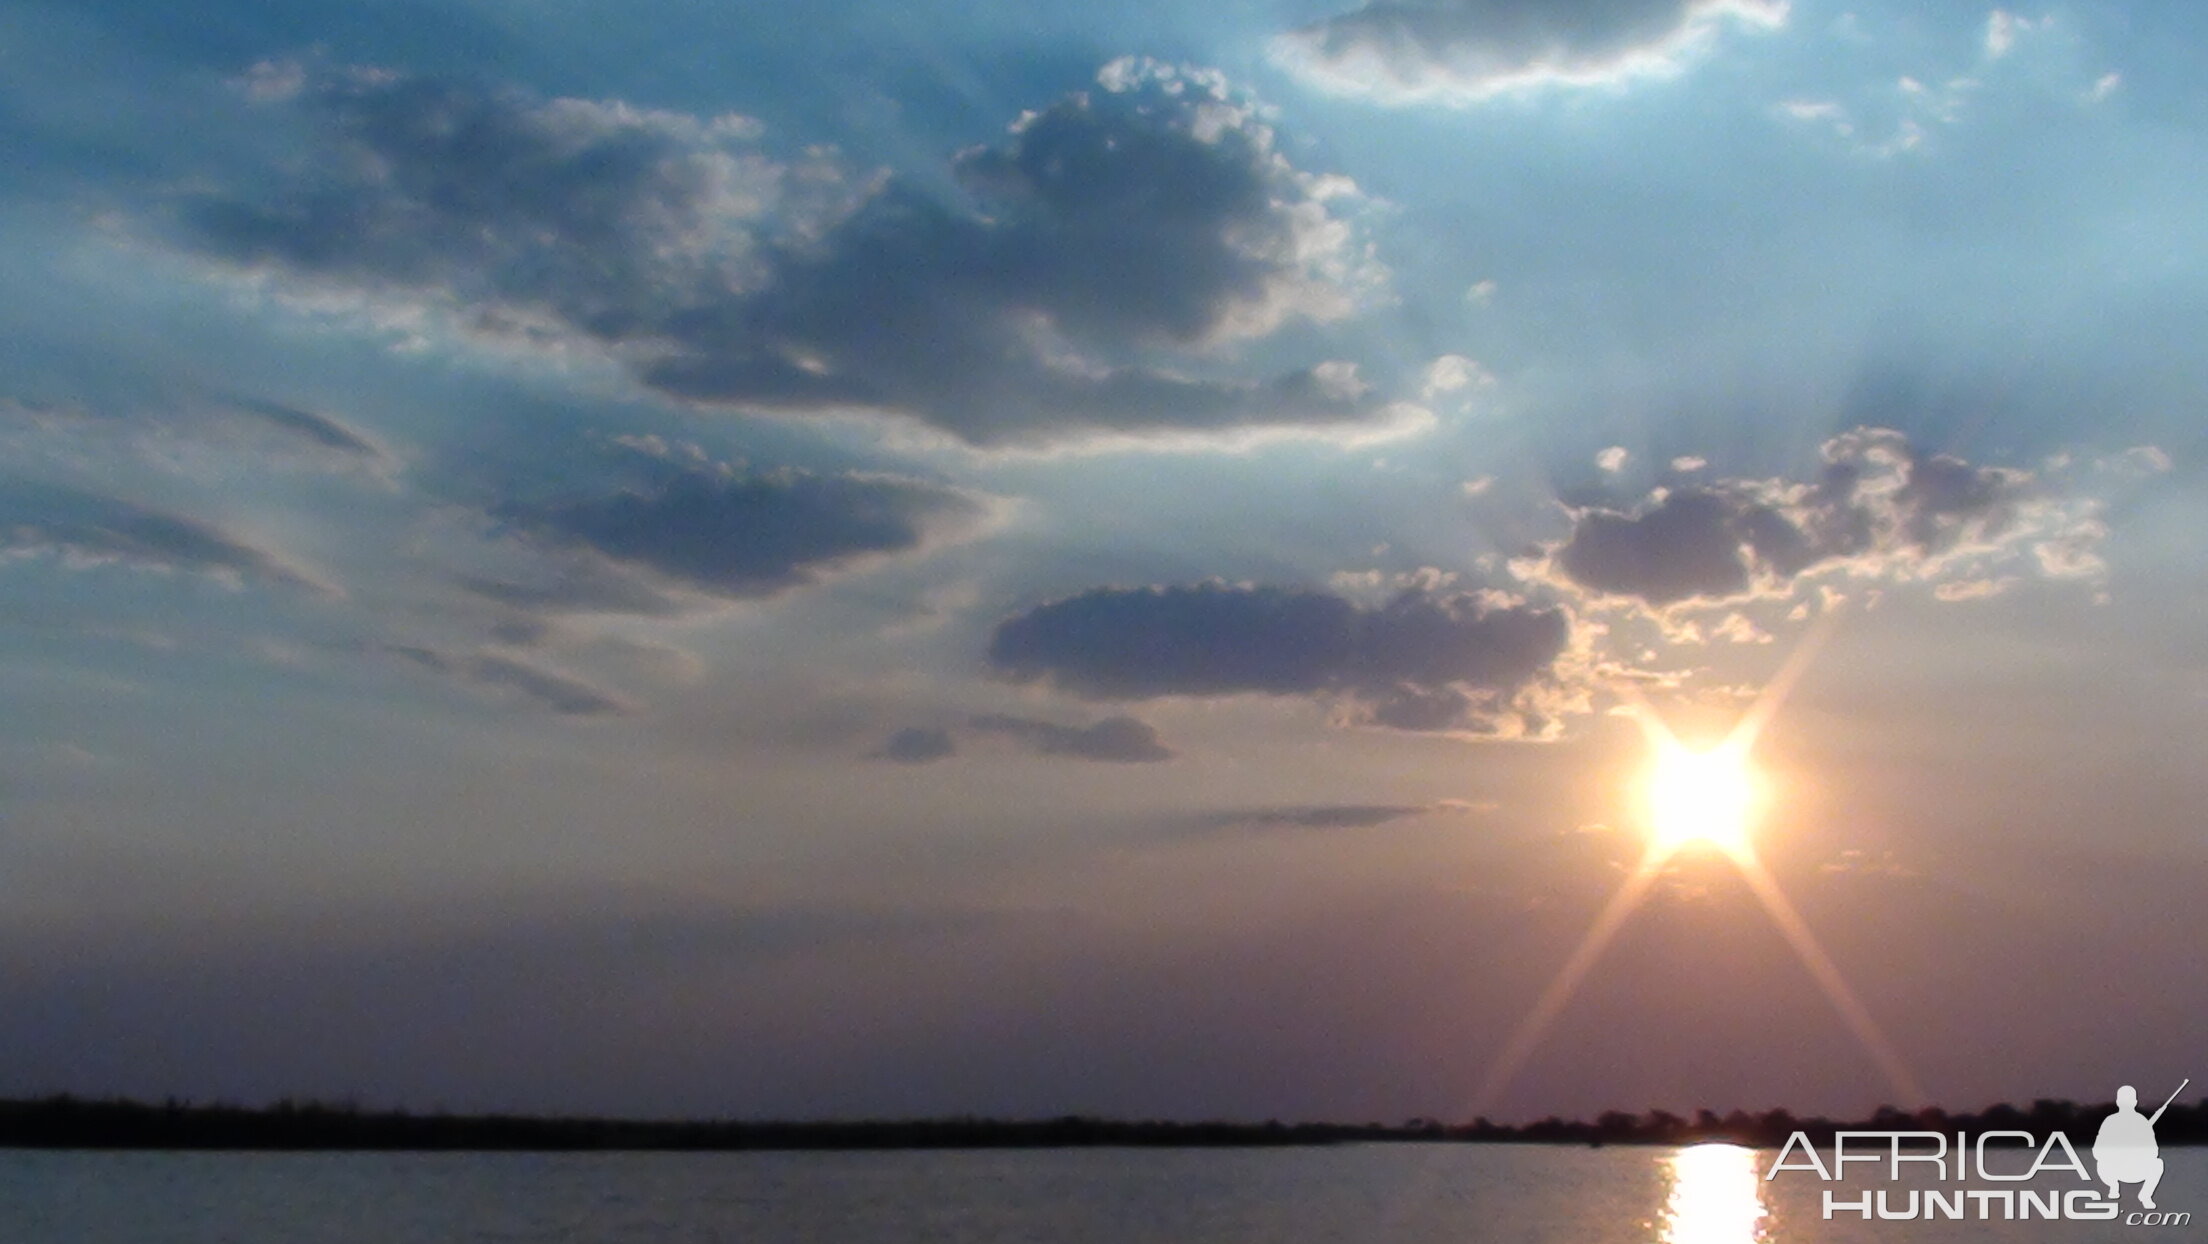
[1658,1143,1768,1243]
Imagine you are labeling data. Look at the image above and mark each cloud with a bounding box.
[175,62,1398,447]
[382,644,630,717]
[0,483,327,592]
[988,581,1571,735]
[1984,11,2039,60]
[1273,0,1788,105]
[1542,427,2107,610]
[489,465,987,609]
[872,714,1174,764]
[1196,803,1439,831]
[462,560,687,618]
[229,399,387,461]
[968,714,1174,763]
[2,394,396,482]
[1556,487,1763,605]
[873,726,957,764]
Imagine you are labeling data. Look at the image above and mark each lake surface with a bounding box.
[0,1143,2197,1241]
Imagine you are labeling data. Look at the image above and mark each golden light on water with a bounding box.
[1658,1143,1768,1244]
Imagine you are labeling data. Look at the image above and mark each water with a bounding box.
[0,1144,2197,1241]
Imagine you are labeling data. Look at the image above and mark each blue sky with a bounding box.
[0,0,2202,1122]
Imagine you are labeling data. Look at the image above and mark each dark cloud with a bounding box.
[468,653,630,718]
[231,399,384,459]
[494,466,984,605]
[1275,0,1787,102]
[184,71,768,342]
[988,581,1569,734]
[1557,488,1756,606]
[1198,803,1436,830]
[0,483,324,592]
[176,62,1393,445]
[1550,428,2071,609]
[968,714,1174,763]
[382,644,629,717]
[874,726,957,765]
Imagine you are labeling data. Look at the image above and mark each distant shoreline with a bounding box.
[2,1095,2201,1153]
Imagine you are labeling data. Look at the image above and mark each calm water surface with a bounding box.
[1,1144,2197,1241]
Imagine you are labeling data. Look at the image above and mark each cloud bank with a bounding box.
[178,61,1396,446]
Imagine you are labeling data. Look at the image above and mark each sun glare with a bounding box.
[1643,738,1759,857]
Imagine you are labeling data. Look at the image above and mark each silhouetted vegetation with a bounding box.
[0,1094,2200,1152]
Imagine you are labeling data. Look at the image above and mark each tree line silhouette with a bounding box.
[0,1095,2200,1151]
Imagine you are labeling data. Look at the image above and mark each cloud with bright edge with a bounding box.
[989,581,1573,736]
[172,59,1402,447]
[1273,0,1789,105]
[1539,427,2111,611]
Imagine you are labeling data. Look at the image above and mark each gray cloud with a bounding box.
[0,483,324,592]
[230,399,385,459]
[1549,427,2089,609]
[177,62,1394,446]
[988,582,1570,734]
[491,465,985,607]
[1274,0,1787,103]
[2,394,394,481]
[1197,803,1437,830]
[968,714,1174,763]
[461,561,687,618]
[1557,487,1760,605]
[382,644,629,717]
[874,726,957,765]
[185,70,775,342]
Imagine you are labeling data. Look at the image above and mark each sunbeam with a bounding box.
[1469,617,1928,1115]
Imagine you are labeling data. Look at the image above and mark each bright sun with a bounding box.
[1643,739,1760,857]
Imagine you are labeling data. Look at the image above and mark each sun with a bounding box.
[1642,737,1761,857]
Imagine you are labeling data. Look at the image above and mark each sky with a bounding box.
[0,0,2202,1124]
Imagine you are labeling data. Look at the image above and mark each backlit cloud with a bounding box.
[1274,0,1788,105]
[989,581,1571,734]
[174,62,1398,446]
[1540,427,2109,611]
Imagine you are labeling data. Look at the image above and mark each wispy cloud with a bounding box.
[0,482,330,594]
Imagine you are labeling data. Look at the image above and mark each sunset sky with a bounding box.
[1,0,2201,1123]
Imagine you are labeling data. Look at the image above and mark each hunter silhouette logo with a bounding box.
[2096,1080,2186,1210]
